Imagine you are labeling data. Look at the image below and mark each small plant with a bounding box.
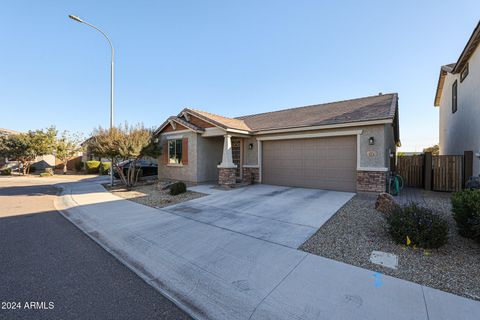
[0,168,12,175]
[169,181,187,195]
[86,160,101,174]
[387,203,448,249]
[451,189,480,242]
[100,162,111,175]
[40,168,53,177]
[74,161,84,172]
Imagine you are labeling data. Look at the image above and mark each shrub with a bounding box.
[0,168,12,175]
[74,161,84,172]
[387,203,448,249]
[86,160,101,174]
[169,181,187,196]
[100,162,111,175]
[465,176,480,190]
[44,168,54,175]
[451,189,480,242]
[40,172,53,177]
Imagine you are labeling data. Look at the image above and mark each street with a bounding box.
[0,177,190,320]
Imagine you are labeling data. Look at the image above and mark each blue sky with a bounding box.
[1,1,478,151]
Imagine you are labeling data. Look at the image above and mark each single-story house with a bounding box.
[155,93,400,192]
[434,20,480,177]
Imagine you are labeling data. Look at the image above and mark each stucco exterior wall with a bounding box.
[196,136,223,182]
[157,131,198,182]
[439,46,480,176]
[242,137,258,166]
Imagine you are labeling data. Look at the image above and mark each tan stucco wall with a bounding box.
[242,137,258,166]
[439,45,480,176]
[158,131,198,182]
[196,136,223,182]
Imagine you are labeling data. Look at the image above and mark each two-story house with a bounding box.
[434,20,480,177]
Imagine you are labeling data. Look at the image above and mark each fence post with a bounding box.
[424,152,432,191]
[464,151,473,188]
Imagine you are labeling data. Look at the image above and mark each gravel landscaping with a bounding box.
[300,191,480,301]
[107,180,206,208]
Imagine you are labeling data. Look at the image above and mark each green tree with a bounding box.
[56,131,84,174]
[0,127,57,174]
[423,144,439,155]
[87,123,161,189]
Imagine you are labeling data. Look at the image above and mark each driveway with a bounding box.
[55,181,480,320]
[166,184,354,248]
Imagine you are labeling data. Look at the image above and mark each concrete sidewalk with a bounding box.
[55,181,480,320]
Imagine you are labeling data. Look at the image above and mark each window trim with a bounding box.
[452,80,458,114]
[168,139,183,165]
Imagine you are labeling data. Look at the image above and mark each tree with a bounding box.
[0,127,57,174]
[87,123,161,189]
[423,144,439,155]
[56,131,84,174]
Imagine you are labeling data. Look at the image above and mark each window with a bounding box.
[460,63,469,82]
[452,80,458,113]
[168,139,183,164]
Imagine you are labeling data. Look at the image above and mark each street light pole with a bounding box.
[69,15,115,186]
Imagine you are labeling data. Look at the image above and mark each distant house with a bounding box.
[434,20,480,176]
[155,93,400,192]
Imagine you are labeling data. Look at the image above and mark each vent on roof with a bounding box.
[378,92,383,96]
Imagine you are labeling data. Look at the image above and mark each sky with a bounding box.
[0,1,479,151]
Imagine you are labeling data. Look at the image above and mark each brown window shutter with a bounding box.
[162,142,168,164]
[182,138,188,165]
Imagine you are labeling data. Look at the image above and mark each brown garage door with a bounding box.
[262,136,357,192]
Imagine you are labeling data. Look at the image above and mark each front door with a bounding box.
[231,138,242,178]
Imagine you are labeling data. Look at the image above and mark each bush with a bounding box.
[0,168,12,175]
[100,162,111,175]
[465,176,480,190]
[86,160,101,174]
[169,181,187,195]
[74,161,84,172]
[387,203,448,249]
[451,189,480,242]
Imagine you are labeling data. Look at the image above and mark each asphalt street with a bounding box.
[0,178,191,320]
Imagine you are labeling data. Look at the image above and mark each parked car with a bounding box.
[114,159,158,178]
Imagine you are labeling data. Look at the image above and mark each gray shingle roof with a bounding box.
[236,93,398,132]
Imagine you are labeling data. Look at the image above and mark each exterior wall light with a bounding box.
[368,137,375,145]
[249,143,254,150]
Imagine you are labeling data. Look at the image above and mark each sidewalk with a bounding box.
[55,181,480,320]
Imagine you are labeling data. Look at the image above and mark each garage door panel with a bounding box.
[262,136,357,192]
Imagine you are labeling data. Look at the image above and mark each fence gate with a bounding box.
[397,155,424,187]
[432,155,463,192]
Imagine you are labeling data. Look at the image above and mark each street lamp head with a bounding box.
[68,15,84,23]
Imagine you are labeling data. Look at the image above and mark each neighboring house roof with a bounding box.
[0,128,22,136]
[434,20,480,106]
[236,93,397,132]
[185,109,251,132]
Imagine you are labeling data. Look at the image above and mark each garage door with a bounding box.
[262,136,357,192]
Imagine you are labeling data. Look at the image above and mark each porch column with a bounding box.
[217,134,237,186]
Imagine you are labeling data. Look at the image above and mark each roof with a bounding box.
[185,109,251,132]
[0,128,22,136]
[434,20,480,106]
[236,93,398,132]
[156,93,399,146]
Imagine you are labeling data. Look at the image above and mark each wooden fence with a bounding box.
[432,155,463,192]
[396,151,472,192]
[397,155,424,188]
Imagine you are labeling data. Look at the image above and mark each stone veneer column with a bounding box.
[242,166,259,184]
[357,170,387,193]
[218,134,237,186]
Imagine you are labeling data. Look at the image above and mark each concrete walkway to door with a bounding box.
[55,181,480,320]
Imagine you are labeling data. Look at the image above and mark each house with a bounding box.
[155,93,400,192]
[434,20,480,177]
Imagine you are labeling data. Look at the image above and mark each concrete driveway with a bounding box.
[166,184,354,248]
[55,181,480,320]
